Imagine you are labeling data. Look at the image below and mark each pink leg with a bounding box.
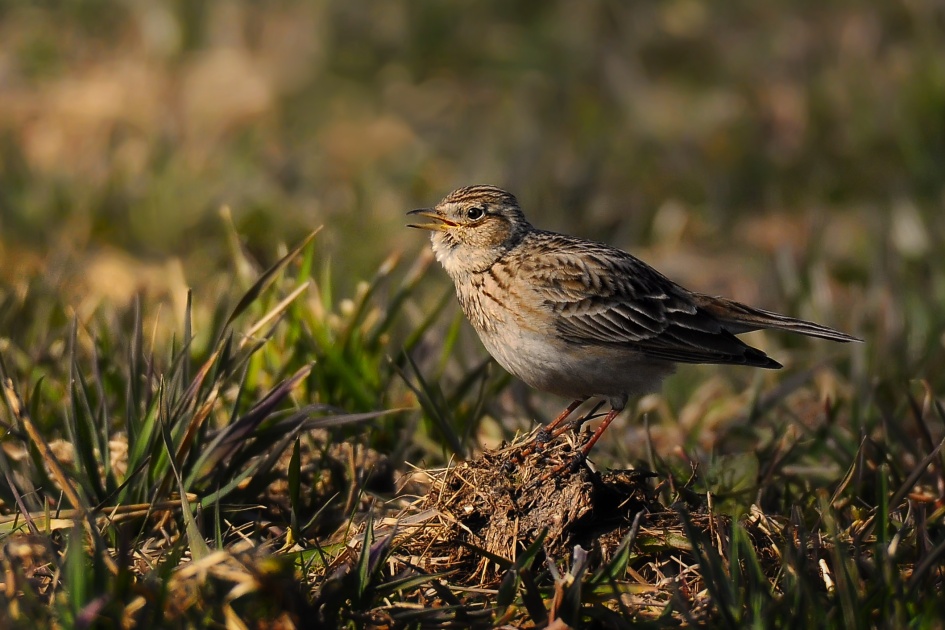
[531,405,623,486]
[549,399,605,440]
[578,407,621,455]
[543,398,587,434]
[515,398,587,460]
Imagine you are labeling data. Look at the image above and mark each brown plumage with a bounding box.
[409,185,860,453]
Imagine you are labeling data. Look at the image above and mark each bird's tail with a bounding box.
[692,294,862,342]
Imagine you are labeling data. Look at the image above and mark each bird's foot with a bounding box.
[524,449,588,490]
[511,400,608,468]
[524,406,623,489]
[510,425,562,462]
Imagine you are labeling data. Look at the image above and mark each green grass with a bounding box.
[0,223,942,628]
[0,1,943,628]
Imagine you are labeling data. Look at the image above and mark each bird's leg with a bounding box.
[576,406,621,455]
[514,397,587,461]
[549,400,606,440]
[529,406,622,487]
[534,397,586,444]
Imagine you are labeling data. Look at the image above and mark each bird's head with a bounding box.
[407,185,531,277]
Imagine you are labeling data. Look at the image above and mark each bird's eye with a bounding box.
[466,206,485,221]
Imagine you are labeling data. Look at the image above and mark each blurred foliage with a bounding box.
[0,3,943,625]
[0,0,942,449]
[0,0,943,274]
[0,1,941,398]
[0,0,941,417]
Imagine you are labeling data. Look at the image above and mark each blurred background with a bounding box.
[0,1,942,398]
[1,5,943,621]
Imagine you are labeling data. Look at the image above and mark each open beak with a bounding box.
[406,208,456,231]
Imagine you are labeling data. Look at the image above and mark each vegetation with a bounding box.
[0,1,943,628]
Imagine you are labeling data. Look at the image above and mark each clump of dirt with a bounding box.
[404,429,665,578]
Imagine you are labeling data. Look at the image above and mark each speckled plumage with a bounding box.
[408,185,858,446]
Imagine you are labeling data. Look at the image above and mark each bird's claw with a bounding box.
[567,451,586,473]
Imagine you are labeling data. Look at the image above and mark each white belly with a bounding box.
[475,327,674,405]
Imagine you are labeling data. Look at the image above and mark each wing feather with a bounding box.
[522,232,781,369]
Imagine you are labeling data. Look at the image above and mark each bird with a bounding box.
[408,184,860,457]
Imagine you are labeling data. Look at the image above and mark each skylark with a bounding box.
[408,185,860,456]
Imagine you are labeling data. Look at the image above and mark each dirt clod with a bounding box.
[410,429,663,578]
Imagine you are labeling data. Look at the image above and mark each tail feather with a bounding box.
[692,294,862,343]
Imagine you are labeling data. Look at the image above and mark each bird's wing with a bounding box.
[523,234,780,368]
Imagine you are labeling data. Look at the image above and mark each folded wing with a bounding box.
[527,234,783,368]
